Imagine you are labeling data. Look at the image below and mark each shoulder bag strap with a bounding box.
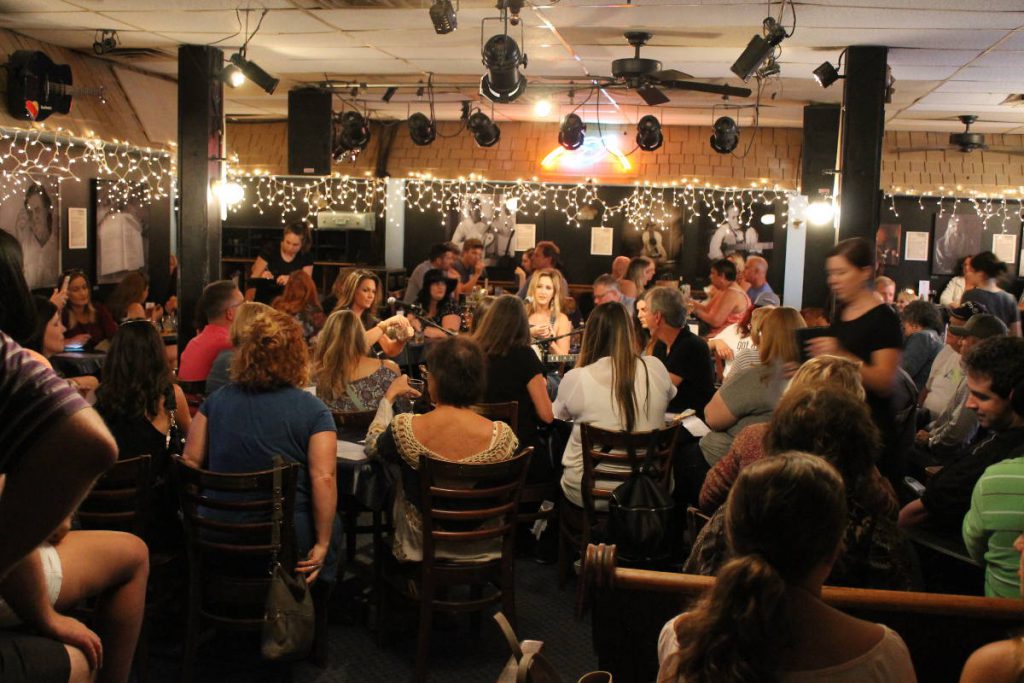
[344,383,368,411]
[269,455,284,571]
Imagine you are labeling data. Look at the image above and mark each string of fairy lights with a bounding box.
[2,129,1022,233]
[0,126,174,207]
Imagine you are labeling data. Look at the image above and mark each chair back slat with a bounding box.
[331,409,377,438]
[77,455,152,537]
[419,448,532,554]
[579,423,680,520]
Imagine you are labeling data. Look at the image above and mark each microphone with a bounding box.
[406,302,424,313]
[524,295,533,304]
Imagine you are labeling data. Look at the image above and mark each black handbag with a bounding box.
[261,458,315,661]
[606,433,674,566]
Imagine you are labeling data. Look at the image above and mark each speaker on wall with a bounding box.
[288,88,332,175]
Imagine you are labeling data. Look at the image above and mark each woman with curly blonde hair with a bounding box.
[183,307,341,586]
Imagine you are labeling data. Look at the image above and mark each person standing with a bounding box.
[962,250,1021,336]
[248,223,314,304]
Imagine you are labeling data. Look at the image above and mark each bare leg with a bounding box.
[66,643,97,683]
[54,531,149,683]
[0,409,116,581]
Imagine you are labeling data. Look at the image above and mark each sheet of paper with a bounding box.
[590,226,614,256]
[904,231,929,261]
[68,208,88,249]
[992,233,1018,264]
[681,415,711,438]
[336,440,367,462]
[514,223,536,251]
[918,280,930,300]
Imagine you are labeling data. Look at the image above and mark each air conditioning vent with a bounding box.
[316,211,375,231]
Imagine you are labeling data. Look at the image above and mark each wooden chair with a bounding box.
[178,380,206,418]
[557,423,681,587]
[470,401,519,433]
[402,447,533,681]
[584,543,1024,683]
[77,455,152,536]
[494,612,561,683]
[173,456,328,681]
[331,408,377,438]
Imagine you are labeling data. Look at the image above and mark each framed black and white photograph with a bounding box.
[449,193,515,266]
[95,179,149,284]
[876,223,901,267]
[932,213,983,275]
[0,179,60,290]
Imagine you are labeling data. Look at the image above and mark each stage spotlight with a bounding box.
[480,34,527,103]
[534,99,552,117]
[382,87,398,103]
[430,0,457,34]
[223,63,246,88]
[813,61,841,88]
[558,113,586,150]
[93,29,118,56]
[710,116,739,154]
[334,111,371,157]
[636,115,663,152]
[408,112,436,146]
[229,51,279,94]
[468,111,500,147]
[731,16,787,82]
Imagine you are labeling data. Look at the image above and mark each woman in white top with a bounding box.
[554,302,676,507]
[657,452,916,683]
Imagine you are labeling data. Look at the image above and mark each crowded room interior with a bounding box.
[4,0,1024,681]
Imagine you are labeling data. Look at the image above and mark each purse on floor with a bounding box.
[261,457,315,661]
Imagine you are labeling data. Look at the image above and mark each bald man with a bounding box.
[743,255,773,301]
[611,255,631,280]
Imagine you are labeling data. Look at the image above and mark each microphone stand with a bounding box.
[409,309,457,337]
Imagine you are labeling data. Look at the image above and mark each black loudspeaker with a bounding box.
[288,88,332,175]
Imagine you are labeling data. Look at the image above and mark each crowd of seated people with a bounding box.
[9,217,1024,683]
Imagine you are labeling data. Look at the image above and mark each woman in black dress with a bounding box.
[248,223,314,303]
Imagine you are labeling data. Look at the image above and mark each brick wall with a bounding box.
[226,120,1024,195]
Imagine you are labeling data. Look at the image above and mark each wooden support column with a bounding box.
[837,46,888,244]
[801,103,841,307]
[176,44,224,350]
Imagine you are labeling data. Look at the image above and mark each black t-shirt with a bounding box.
[485,346,546,438]
[830,303,903,364]
[257,241,314,278]
[652,327,715,417]
[921,428,1024,533]
[962,288,1021,330]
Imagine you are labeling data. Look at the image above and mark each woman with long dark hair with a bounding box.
[95,320,191,467]
[331,269,411,357]
[106,271,161,323]
[411,268,461,338]
[553,302,675,507]
[25,297,100,395]
[659,453,916,683]
[0,229,39,343]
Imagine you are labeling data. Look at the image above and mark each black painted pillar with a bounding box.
[801,104,841,307]
[837,46,888,244]
[176,44,224,350]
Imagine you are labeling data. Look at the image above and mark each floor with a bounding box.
[148,548,598,682]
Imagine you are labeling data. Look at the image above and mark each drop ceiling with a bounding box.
[2,0,1024,133]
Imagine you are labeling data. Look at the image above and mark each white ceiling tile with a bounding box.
[888,48,983,66]
[76,0,294,9]
[312,7,545,31]
[890,65,962,80]
[0,11,138,30]
[0,0,81,10]
[936,81,1023,93]
[787,28,1010,51]
[101,11,249,34]
[956,66,1024,82]
[246,32,362,48]
[970,51,1024,68]
[798,6,1024,30]
[920,92,1009,106]
[13,28,169,50]
[999,32,1024,50]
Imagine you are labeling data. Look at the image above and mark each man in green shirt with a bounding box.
[962,337,1024,598]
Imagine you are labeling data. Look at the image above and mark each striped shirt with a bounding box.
[963,454,1024,598]
[0,331,89,472]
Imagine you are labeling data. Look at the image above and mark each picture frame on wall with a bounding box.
[95,179,149,284]
[932,213,983,275]
[876,224,901,267]
[0,179,61,290]
[449,192,515,267]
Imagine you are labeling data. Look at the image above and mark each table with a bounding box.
[336,439,386,511]
[51,351,105,377]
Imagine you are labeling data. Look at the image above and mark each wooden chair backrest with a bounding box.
[173,456,299,629]
[418,448,532,564]
[77,455,152,537]
[584,543,1024,682]
[331,408,377,438]
[579,423,680,515]
[471,401,519,436]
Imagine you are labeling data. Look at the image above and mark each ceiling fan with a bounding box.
[895,115,1024,156]
[595,31,752,106]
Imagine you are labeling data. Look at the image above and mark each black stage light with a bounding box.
[480,34,527,103]
[408,112,436,146]
[335,111,371,156]
[558,113,586,150]
[636,115,663,152]
[731,16,787,82]
[430,0,458,35]
[229,51,279,94]
[382,87,398,103]
[710,116,739,154]
[813,61,841,88]
[468,111,500,147]
[93,30,118,55]
[223,63,245,88]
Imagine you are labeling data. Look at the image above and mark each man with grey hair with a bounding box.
[743,255,772,302]
[593,274,623,304]
[641,286,715,417]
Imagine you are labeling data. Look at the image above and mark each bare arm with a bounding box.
[172,384,193,434]
[696,290,742,329]
[295,430,337,584]
[897,498,929,529]
[549,314,572,355]
[182,412,208,469]
[526,374,554,424]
